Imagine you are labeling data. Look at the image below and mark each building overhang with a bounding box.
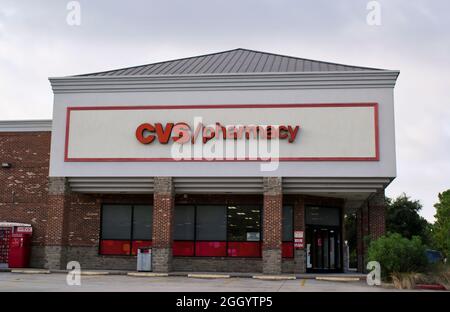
[67,176,392,200]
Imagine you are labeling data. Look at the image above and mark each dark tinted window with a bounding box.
[282,205,293,241]
[174,205,195,240]
[227,205,261,241]
[101,205,132,240]
[305,206,340,226]
[196,205,226,240]
[132,205,153,240]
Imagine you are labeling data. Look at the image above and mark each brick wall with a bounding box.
[46,177,69,247]
[357,190,386,272]
[262,177,282,274]
[152,197,173,248]
[173,257,263,273]
[152,177,174,272]
[368,191,386,240]
[65,194,153,248]
[293,198,305,273]
[262,195,282,250]
[0,131,51,246]
[52,193,153,270]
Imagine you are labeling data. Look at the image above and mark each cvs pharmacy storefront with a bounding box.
[44,49,398,273]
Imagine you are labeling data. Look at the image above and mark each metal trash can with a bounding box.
[137,247,152,272]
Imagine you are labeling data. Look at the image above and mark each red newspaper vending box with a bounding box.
[0,223,32,268]
[9,225,32,268]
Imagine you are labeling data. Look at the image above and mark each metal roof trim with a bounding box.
[49,70,400,93]
[50,70,400,81]
[0,120,52,132]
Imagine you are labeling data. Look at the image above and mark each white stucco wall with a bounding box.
[49,84,396,178]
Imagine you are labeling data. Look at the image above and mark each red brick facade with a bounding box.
[262,195,282,250]
[45,195,68,246]
[0,131,51,247]
[293,198,305,232]
[357,190,386,272]
[153,193,174,249]
[261,178,282,274]
[368,196,386,240]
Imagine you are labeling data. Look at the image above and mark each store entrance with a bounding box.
[306,226,342,272]
[305,206,342,273]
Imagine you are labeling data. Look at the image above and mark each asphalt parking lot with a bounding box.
[0,272,401,292]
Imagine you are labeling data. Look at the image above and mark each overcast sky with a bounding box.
[1,0,449,222]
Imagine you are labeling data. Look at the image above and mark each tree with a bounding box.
[432,190,450,258]
[386,194,431,245]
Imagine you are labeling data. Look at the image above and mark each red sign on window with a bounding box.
[294,230,304,249]
[16,227,32,234]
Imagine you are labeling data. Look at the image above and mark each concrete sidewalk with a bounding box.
[0,268,366,282]
[2,268,366,280]
[0,272,400,292]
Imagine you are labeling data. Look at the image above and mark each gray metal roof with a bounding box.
[76,48,383,77]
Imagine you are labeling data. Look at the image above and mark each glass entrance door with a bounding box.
[306,226,342,272]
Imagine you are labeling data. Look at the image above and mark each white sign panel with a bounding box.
[64,103,378,162]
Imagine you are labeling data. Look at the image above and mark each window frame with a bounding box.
[173,204,263,258]
[282,204,295,258]
[99,203,153,256]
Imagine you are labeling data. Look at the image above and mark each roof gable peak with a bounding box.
[74,48,385,77]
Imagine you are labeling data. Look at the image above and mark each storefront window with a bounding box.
[101,205,132,240]
[282,205,294,258]
[100,204,153,255]
[196,205,227,241]
[173,204,262,257]
[173,205,196,256]
[132,205,153,240]
[174,205,195,240]
[227,205,261,241]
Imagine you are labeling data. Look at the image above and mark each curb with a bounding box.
[80,271,110,276]
[253,275,296,281]
[188,274,230,279]
[50,269,129,275]
[10,269,51,274]
[316,276,361,282]
[127,272,169,277]
[2,269,368,282]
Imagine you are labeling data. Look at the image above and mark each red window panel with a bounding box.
[195,241,227,257]
[131,240,152,256]
[100,240,131,255]
[282,242,294,258]
[173,241,195,256]
[227,242,261,257]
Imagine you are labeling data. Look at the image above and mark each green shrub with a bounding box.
[367,233,428,279]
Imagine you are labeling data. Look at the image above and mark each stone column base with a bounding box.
[262,249,281,274]
[152,248,172,273]
[42,246,67,270]
[293,249,306,273]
